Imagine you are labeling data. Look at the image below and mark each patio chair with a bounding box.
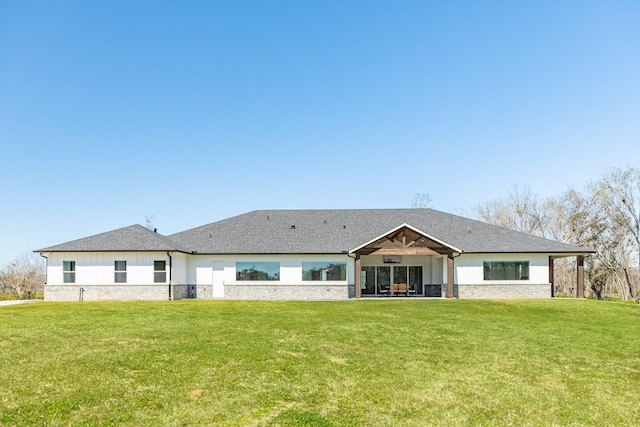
[407,283,416,296]
[390,283,399,296]
[398,283,408,296]
[378,284,389,297]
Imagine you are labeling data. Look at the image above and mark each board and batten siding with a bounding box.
[454,253,551,298]
[47,252,172,285]
[185,254,354,300]
[44,252,173,301]
[171,252,188,284]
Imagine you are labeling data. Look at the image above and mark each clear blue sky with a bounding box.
[1,0,639,266]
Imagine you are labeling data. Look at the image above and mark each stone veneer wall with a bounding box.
[44,284,169,301]
[457,283,551,299]
[171,285,213,300]
[171,284,189,300]
[224,284,349,300]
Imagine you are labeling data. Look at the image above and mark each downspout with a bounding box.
[39,254,48,285]
[39,254,48,300]
[167,251,173,301]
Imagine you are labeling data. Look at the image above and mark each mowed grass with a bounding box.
[1,300,638,426]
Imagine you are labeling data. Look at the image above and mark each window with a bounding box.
[154,261,166,283]
[483,261,529,281]
[236,262,280,281]
[302,262,346,281]
[115,260,127,283]
[63,261,76,283]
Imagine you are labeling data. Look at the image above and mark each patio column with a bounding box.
[354,254,361,299]
[549,256,555,297]
[576,255,584,299]
[447,255,454,298]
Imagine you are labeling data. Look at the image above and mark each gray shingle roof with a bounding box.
[167,209,591,255]
[36,209,592,255]
[36,224,186,253]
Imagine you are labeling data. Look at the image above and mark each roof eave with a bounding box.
[34,249,189,254]
[461,250,596,256]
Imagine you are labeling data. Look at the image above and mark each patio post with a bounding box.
[576,255,584,299]
[549,256,555,297]
[355,253,361,299]
[447,255,454,298]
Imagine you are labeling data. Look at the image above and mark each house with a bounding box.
[35,209,592,301]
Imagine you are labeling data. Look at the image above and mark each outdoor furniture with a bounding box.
[398,283,408,296]
[390,283,399,296]
[378,284,389,296]
[389,283,409,296]
[407,283,416,296]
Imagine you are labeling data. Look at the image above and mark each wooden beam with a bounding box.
[368,247,441,256]
[355,254,361,299]
[388,237,404,248]
[447,255,454,298]
[549,256,555,297]
[577,255,584,299]
[405,239,417,248]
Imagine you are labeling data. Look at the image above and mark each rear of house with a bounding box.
[37,209,592,301]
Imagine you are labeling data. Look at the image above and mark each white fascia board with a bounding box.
[348,223,463,254]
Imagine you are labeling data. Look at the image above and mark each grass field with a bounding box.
[1,299,638,426]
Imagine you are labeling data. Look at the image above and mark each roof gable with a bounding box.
[349,223,463,254]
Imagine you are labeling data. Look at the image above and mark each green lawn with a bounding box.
[1,299,638,426]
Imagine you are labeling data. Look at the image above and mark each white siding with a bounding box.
[187,254,354,286]
[47,252,173,285]
[171,252,189,284]
[44,251,553,301]
[455,253,549,285]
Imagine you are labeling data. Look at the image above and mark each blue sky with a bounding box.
[1,0,639,266]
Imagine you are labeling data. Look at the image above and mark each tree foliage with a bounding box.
[474,167,640,301]
[476,185,548,237]
[0,253,46,299]
[411,193,432,208]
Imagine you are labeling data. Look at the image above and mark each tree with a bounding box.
[145,214,156,231]
[0,253,46,299]
[411,193,432,208]
[591,166,640,301]
[545,188,607,298]
[475,185,548,237]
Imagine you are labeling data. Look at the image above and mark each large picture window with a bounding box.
[115,260,127,283]
[302,262,346,281]
[236,262,280,281]
[63,261,76,283]
[483,261,529,281]
[154,261,166,283]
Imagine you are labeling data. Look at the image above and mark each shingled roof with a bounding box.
[36,224,186,253]
[37,209,591,255]
[167,209,590,255]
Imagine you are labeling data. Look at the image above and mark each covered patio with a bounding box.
[351,224,588,299]
[351,224,459,298]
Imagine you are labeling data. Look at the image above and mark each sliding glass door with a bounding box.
[361,265,423,296]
